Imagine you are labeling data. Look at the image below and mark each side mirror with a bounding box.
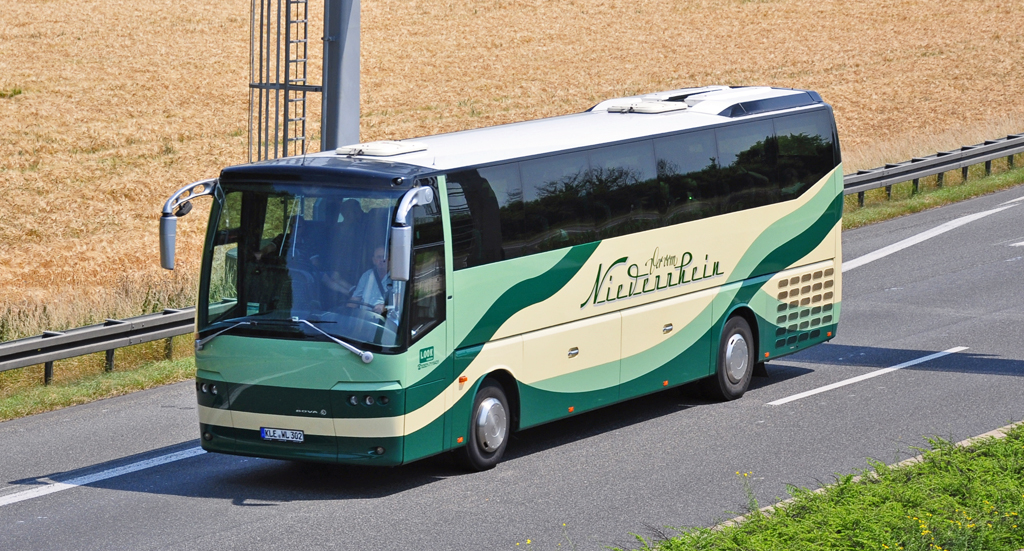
[160,215,178,270]
[159,179,217,271]
[390,226,412,282]
[390,186,435,282]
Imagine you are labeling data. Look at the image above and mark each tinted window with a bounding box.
[447,165,523,269]
[520,151,591,254]
[443,110,835,267]
[589,141,661,237]
[716,120,778,212]
[654,129,721,223]
[412,180,444,245]
[409,193,445,342]
[773,111,835,200]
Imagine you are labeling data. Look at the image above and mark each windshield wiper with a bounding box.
[195,320,252,351]
[195,316,373,364]
[294,318,374,364]
[194,316,302,352]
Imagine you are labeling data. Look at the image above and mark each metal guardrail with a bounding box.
[843,133,1024,204]
[2,132,1024,384]
[0,308,194,384]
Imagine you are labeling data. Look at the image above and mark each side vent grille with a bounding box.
[773,266,835,349]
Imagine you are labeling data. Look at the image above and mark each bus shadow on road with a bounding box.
[5,365,823,504]
[501,363,813,464]
[779,342,1024,377]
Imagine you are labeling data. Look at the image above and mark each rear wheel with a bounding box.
[456,380,510,471]
[704,316,755,400]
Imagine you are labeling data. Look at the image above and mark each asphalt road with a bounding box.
[2,186,1024,550]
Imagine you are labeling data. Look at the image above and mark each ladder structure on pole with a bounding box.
[248,0,323,162]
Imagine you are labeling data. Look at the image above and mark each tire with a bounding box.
[703,316,755,401]
[455,379,510,471]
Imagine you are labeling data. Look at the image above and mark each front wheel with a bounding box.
[455,380,510,471]
[703,316,755,401]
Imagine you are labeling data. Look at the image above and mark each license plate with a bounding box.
[260,427,304,443]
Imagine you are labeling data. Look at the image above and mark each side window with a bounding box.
[654,129,720,224]
[773,111,835,200]
[588,141,659,237]
[409,189,445,342]
[446,164,523,270]
[520,151,590,254]
[207,191,242,325]
[715,120,778,213]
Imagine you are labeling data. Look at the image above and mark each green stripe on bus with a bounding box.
[457,241,600,349]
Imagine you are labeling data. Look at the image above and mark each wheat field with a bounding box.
[1,0,1023,340]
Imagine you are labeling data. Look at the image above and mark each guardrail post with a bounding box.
[857,191,864,207]
[985,160,992,176]
[1010,154,1016,169]
[912,178,919,195]
[937,172,944,188]
[105,349,115,372]
[164,337,174,360]
[44,361,53,385]
[885,185,892,200]
[961,166,969,182]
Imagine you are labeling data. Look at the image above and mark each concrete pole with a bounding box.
[321,0,360,151]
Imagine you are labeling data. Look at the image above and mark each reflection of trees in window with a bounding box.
[445,110,837,267]
[777,133,833,200]
[522,164,663,254]
[447,169,520,268]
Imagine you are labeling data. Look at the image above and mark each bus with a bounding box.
[160,85,843,470]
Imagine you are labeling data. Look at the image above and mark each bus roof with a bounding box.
[307,86,827,173]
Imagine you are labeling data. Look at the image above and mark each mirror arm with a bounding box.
[394,186,434,227]
[390,186,434,282]
[160,178,219,270]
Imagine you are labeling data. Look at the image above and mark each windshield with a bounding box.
[199,182,408,349]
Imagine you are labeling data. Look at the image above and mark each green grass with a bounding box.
[843,162,1024,230]
[0,87,23,99]
[622,426,1024,551]
[0,357,195,422]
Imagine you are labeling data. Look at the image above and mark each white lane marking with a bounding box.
[1010,242,1024,247]
[843,205,1017,272]
[0,447,206,508]
[1000,196,1024,206]
[766,346,969,406]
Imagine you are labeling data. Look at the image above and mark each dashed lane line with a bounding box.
[766,346,969,406]
[0,447,206,508]
[843,205,1017,272]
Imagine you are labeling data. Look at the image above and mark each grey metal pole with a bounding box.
[321,0,360,151]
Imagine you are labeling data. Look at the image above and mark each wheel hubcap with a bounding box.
[725,334,749,383]
[475,397,507,453]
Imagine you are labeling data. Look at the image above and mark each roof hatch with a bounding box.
[336,140,427,157]
[607,100,688,114]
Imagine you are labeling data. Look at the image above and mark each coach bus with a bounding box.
[159,85,843,470]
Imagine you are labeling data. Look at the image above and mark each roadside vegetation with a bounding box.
[620,424,1024,551]
[0,335,194,421]
[0,357,194,423]
[844,155,1024,230]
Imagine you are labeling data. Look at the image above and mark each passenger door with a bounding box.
[402,185,453,463]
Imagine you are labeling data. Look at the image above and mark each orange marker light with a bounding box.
[827,332,832,337]
[663,380,669,387]
[568,406,574,413]
[764,352,770,358]
[458,375,468,383]
[457,436,464,443]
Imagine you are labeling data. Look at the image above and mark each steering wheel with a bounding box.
[343,301,388,324]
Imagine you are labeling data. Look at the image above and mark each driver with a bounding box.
[350,246,394,317]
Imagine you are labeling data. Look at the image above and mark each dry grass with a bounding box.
[1,0,1023,387]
